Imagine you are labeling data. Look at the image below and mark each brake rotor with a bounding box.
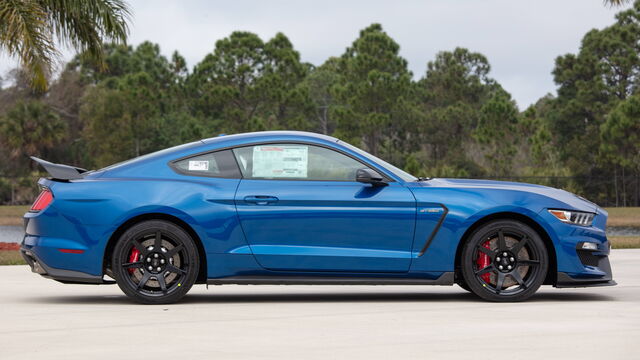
[130,237,181,288]
[482,236,530,288]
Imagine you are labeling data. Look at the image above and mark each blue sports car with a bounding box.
[21,131,615,303]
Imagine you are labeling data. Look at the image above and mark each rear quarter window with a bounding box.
[171,150,240,178]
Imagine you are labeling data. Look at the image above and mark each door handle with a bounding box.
[244,195,279,205]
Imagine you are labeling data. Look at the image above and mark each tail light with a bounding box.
[30,188,53,212]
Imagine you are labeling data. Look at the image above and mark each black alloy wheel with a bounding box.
[112,220,199,304]
[461,220,548,302]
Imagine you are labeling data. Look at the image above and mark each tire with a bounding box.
[460,220,548,302]
[457,279,472,293]
[112,220,199,304]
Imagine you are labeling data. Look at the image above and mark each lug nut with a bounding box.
[160,259,165,264]
[507,265,512,270]
[146,257,151,262]
[156,267,161,272]
[510,257,515,262]
[154,254,159,258]
[498,265,503,270]
[503,252,507,256]
[496,257,501,261]
[148,266,153,271]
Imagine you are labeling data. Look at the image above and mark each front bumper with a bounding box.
[555,254,617,288]
[554,242,616,288]
[538,207,616,288]
[20,246,112,284]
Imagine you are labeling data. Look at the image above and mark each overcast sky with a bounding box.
[0,0,631,109]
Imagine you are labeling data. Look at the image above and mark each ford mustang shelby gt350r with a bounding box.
[21,131,615,303]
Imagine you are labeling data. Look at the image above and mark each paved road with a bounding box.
[1,250,639,360]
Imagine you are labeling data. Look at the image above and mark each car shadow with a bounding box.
[180,291,616,304]
[25,289,616,305]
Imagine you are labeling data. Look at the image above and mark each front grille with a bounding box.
[577,250,601,267]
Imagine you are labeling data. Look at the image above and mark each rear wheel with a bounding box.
[461,220,548,302]
[112,220,199,304]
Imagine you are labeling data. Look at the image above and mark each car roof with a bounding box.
[200,131,338,145]
[97,130,412,183]
[96,131,340,175]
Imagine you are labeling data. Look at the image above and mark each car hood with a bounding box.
[412,178,598,212]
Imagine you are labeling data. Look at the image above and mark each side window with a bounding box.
[172,150,241,178]
[232,144,365,181]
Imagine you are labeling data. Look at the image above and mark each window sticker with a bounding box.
[252,145,308,178]
[188,160,209,171]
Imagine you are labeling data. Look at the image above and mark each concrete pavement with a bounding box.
[1,250,639,360]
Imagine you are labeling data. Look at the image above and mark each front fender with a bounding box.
[409,203,557,273]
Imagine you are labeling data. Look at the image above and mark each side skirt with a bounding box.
[207,272,455,286]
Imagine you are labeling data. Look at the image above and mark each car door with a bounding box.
[233,142,416,273]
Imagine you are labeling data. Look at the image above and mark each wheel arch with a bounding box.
[453,212,557,285]
[103,213,208,284]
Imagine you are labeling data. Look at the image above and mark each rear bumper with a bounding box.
[23,201,111,277]
[20,246,111,284]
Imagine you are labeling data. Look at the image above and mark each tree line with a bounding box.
[1,2,640,206]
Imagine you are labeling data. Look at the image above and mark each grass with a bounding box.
[0,205,29,226]
[0,251,26,265]
[604,207,640,227]
[609,236,640,249]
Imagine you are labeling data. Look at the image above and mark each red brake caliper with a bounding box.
[128,248,140,274]
[477,241,491,283]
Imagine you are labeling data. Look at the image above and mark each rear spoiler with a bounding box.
[30,156,87,180]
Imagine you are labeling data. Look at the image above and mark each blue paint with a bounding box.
[21,131,612,285]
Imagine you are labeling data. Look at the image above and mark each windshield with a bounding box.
[338,140,418,182]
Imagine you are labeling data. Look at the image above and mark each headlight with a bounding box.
[548,209,595,226]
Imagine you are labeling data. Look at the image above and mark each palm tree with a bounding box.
[0,0,131,91]
[0,100,67,167]
[604,0,632,6]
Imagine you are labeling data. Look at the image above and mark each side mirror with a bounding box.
[356,168,388,187]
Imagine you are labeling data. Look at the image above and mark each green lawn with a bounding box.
[0,251,26,265]
[0,205,29,226]
[604,207,640,227]
[609,236,640,249]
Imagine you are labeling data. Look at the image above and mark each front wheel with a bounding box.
[460,220,548,302]
[112,220,199,304]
